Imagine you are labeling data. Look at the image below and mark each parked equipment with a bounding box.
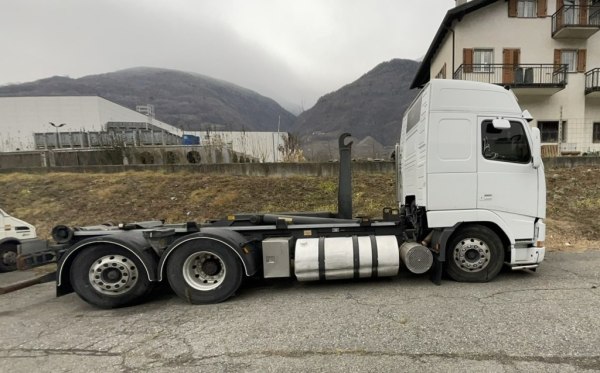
[18,80,546,308]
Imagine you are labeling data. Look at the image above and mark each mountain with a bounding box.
[0,67,296,132]
[294,59,419,149]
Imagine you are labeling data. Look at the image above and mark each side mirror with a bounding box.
[492,118,511,129]
[531,127,542,169]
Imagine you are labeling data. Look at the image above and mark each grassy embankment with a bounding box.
[0,167,598,251]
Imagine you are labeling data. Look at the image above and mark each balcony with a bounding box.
[453,64,568,95]
[552,5,600,39]
[586,68,600,97]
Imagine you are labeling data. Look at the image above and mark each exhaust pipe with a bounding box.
[337,133,353,219]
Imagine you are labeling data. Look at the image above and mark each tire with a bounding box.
[166,239,243,304]
[0,243,18,273]
[70,245,153,308]
[445,225,505,282]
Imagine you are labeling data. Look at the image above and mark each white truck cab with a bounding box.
[399,80,546,281]
[0,209,39,272]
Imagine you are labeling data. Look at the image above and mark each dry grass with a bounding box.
[0,167,598,251]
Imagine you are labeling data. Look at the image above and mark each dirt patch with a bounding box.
[0,167,597,252]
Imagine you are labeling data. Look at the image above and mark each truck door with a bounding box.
[477,117,538,239]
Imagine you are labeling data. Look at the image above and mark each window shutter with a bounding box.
[463,48,474,73]
[580,3,588,25]
[556,0,563,10]
[577,49,587,72]
[508,0,517,17]
[514,49,521,65]
[554,49,562,71]
[537,0,547,17]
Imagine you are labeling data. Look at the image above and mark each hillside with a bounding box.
[295,59,419,151]
[0,67,296,132]
[0,167,598,252]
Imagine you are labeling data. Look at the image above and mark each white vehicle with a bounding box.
[22,80,546,308]
[398,79,545,281]
[0,209,39,272]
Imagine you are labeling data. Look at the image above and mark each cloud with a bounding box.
[0,0,450,109]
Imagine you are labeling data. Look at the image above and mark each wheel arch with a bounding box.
[56,232,159,296]
[157,229,260,281]
[0,238,21,247]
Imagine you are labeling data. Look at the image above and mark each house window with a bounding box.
[561,50,578,72]
[474,49,494,72]
[538,121,567,143]
[517,0,537,17]
[594,123,600,143]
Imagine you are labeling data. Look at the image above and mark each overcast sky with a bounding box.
[1,0,452,110]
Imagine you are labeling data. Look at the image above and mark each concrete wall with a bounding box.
[0,145,250,169]
[0,158,597,176]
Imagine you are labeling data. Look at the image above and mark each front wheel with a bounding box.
[0,243,18,272]
[70,245,153,308]
[446,225,505,282]
[166,240,243,304]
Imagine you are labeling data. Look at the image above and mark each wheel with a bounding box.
[0,243,18,272]
[445,225,505,282]
[70,245,153,308]
[166,239,243,304]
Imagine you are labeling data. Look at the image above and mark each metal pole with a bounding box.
[49,122,66,149]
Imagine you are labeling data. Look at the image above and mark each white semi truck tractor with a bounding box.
[19,80,546,308]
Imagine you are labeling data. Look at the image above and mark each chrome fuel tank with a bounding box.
[294,235,399,281]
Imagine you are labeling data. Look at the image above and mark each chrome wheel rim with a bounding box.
[88,255,138,295]
[452,238,491,272]
[182,251,226,291]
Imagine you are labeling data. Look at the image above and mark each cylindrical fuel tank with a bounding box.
[399,242,433,274]
[294,235,399,281]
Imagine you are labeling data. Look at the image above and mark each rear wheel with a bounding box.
[446,225,504,282]
[0,243,18,272]
[70,245,153,308]
[166,240,243,304]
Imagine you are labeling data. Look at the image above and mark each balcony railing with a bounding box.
[552,5,600,38]
[586,68,600,95]
[453,64,568,89]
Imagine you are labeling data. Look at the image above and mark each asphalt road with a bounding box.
[0,251,599,372]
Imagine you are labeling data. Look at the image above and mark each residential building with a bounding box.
[412,0,600,154]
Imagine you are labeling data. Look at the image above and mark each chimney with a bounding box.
[455,0,468,6]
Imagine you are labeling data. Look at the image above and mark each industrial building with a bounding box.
[187,130,289,162]
[0,96,183,152]
[0,96,291,165]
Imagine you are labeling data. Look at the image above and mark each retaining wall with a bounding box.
[0,157,597,177]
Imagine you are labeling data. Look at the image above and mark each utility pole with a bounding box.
[49,122,66,149]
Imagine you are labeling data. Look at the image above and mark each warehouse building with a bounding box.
[0,96,183,152]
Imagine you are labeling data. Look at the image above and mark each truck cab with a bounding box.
[398,79,546,281]
[0,209,39,272]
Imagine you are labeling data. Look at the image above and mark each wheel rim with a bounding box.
[2,250,17,266]
[182,251,226,291]
[452,237,491,272]
[88,255,139,295]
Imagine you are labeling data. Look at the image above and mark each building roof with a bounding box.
[410,0,499,89]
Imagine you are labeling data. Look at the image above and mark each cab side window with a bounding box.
[482,121,531,163]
